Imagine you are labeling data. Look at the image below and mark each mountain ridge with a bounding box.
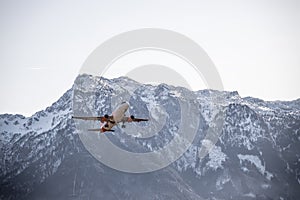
[1,74,300,200]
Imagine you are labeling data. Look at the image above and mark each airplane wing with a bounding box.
[132,118,149,122]
[124,116,149,122]
[87,128,103,131]
[88,128,115,132]
[72,116,113,123]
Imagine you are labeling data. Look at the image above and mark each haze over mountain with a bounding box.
[1,74,300,200]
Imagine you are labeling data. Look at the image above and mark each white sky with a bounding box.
[0,0,299,116]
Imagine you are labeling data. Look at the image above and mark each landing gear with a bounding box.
[121,124,126,128]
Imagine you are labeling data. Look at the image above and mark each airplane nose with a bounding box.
[122,101,130,107]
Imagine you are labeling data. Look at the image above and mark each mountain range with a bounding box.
[1,74,300,200]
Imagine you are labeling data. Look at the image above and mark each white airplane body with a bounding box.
[72,102,148,132]
[112,103,130,123]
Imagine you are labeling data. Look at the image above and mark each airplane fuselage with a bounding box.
[112,102,129,123]
[102,102,129,131]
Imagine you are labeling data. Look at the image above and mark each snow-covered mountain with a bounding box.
[1,74,300,200]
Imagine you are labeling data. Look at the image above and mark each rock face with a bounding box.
[1,74,300,200]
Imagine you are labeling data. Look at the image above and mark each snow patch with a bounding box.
[238,154,273,180]
[206,145,227,170]
[243,192,256,198]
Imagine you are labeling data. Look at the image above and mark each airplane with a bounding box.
[72,102,148,133]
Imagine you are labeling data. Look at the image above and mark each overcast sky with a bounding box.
[0,0,299,116]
